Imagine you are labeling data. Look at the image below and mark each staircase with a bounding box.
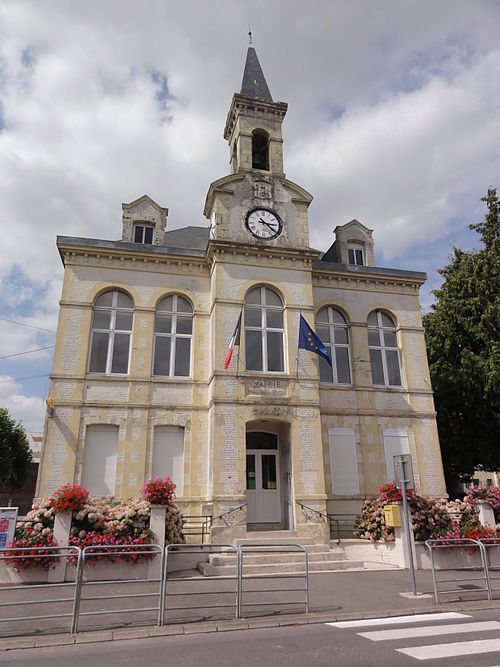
[197,531,365,576]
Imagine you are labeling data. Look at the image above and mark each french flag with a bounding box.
[224,312,242,370]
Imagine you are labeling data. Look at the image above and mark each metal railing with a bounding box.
[237,544,309,618]
[182,515,212,544]
[1,539,310,635]
[73,544,164,632]
[478,537,500,597]
[295,501,340,544]
[0,546,81,634]
[162,544,238,623]
[425,538,491,604]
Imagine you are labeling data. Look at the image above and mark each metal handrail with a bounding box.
[182,515,212,544]
[478,538,500,596]
[210,503,247,526]
[295,501,340,544]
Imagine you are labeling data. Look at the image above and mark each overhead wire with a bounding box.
[0,316,56,334]
[0,345,55,360]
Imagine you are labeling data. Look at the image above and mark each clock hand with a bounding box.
[259,219,277,231]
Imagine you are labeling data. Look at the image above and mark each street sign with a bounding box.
[0,507,18,549]
[393,454,415,490]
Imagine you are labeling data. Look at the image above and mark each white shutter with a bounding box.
[383,429,410,481]
[152,426,184,496]
[82,425,118,495]
[328,428,359,495]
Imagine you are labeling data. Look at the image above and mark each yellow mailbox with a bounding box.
[384,504,401,527]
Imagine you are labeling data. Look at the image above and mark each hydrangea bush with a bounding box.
[5,485,185,569]
[354,482,499,543]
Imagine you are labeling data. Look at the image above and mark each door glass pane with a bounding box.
[386,350,402,386]
[267,331,284,371]
[246,454,256,490]
[174,337,191,376]
[335,347,351,384]
[244,307,261,327]
[246,432,278,449]
[262,455,277,490]
[319,354,333,382]
[111,333,130,373]
[370,349,385,385]
[89,332,109,372]
[246,330,263,370]
[153,336,171,375]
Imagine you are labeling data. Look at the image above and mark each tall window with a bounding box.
[315,307,351,384]
[134,224,154,244]
[152,426,185,496]
[153,295,193,377]
[368,310,402,387]
[245,286,284,372]
[252,129,269,170]
[88,290,133,374]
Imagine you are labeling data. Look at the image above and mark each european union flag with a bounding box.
[298,315,332,366]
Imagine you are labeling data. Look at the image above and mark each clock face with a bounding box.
[246,208,282,240]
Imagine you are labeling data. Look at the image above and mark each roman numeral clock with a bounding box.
[245,207,282,240]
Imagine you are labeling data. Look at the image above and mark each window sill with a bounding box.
[151,376,193,382]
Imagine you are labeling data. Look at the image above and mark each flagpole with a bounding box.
[296,310,302,381]
[236,306,243,379]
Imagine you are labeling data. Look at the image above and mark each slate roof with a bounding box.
[164,226,209,251]
[240,47,273,102]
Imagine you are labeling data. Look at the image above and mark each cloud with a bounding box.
[0,376,45,432]
[0,0,499,420]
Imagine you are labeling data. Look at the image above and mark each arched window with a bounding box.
[88,290,133,374]
[153,295,193,377]
[367,310,402,387]
[252,129,269,170]
[245,286,284,372]
[315,307,351,384]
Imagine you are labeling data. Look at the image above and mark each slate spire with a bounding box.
[240,45,273,103]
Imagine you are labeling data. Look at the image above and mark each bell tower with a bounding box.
[204,41,313,249]
[224,45,288,177]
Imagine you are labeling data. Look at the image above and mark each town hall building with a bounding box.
[36,46,446,543]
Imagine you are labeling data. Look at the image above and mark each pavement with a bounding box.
[0,568,499,652]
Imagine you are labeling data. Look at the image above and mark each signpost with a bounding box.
[0,507,18,550]
[393,454,417,596]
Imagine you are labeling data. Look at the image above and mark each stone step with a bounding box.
[198,558,364,577]
[233,535,316,547]
[208,551,347,566]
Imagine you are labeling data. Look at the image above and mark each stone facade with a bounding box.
[36,46,446,543]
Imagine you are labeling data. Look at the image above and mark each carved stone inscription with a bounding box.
[245,378,287,397]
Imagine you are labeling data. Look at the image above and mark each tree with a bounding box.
[423,188,500,492]
[0,408,33,488]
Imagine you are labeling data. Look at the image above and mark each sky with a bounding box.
[0,0,499,433]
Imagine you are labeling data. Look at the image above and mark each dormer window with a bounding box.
[347,244,364,266]
[252,129,269,171]
[134,224,154,244]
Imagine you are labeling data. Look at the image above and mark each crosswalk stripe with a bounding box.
[358,620,500,642]
[397,638,500,660]
[327,612,470,629]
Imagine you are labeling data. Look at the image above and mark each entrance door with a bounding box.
[246,433,281,524]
